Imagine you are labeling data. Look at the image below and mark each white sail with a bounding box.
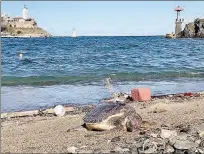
[72,29,76,37]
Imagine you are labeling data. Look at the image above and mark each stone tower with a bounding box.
[174,6,184,35]
[22,5,28,19]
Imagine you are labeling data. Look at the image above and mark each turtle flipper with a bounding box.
[67,124,87,132]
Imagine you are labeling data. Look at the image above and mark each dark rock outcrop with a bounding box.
[178,18,204,38]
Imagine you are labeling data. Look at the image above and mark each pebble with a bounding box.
[113,147,130,153]
[111,136,121,142]
[195,140,202,145]
[160,129,177,139]
[198,149,204,154]
[177,133,189,140]
[173,140,197,150]
[199,131,204,138]
[139,147,157,154]
[67,146,77,153]
[164,145,175,153]
[150,133,158,138]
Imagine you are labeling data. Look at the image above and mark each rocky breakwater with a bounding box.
[1,18,51,38]
[178,18,204,38]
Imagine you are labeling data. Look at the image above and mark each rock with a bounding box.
[177,133,189,140]
[179,18,204,38]
[150,133,158,138]
[173,140,197,150]
[195,140,202,145]
[197,148,204,154]
[164,145,175,153]
[113,147,130,153]
[67,146,77,153]
[199,131,204,138]
[200,140,204,147]
[111,136,121,142]
[93,149,110,153]
[78,150,93,153]
[139,147,157,154]
[160,129,177,139]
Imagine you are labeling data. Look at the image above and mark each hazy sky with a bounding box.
[2,1,204,36]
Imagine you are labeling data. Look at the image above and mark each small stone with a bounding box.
[160,129,177,139]
[164,145,175,153]
[67,146,77,153]
[198,148,204,154]
[173,140,197,150]
[78,150,93,153]
[177,133,189,140]
[195,140,201,145]
[114,147,130,153]
[150,133,158,138]
[199,131,204,138]
[111,136,121,142]
[139,147,156,154]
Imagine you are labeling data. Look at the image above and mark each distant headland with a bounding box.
[166,6,204,39]
[1,5,51,38]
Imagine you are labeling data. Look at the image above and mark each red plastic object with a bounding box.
[184,92,192,97]
[131,88,151,102]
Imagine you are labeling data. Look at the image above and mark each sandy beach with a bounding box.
[1,95,204,153]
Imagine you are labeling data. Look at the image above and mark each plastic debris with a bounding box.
[54,105,65,117]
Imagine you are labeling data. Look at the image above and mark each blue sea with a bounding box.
[2,36,204,112]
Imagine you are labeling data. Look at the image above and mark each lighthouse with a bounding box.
[174,6,184,35]
[22,5,28,20]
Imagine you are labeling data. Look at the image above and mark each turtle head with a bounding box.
[126,115,142,132]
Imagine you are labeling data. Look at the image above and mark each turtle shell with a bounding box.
[83,103,135,123]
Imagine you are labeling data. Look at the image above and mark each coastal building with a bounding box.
[1,5,37,29]
[174,6,184,35]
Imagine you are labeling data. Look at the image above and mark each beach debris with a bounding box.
[1,106,76,119]
[160,129,178,139]
[131,88,151,102]
[67,146,77,153]
[54,105,65,117]
[1,110,39,119]
[184,92,200,97]
[83,103,142,131]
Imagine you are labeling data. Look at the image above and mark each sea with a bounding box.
[1,36,204,112]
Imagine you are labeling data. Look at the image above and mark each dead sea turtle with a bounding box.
[82,103,142,132]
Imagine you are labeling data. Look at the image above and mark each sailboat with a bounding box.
[71,28,76,38]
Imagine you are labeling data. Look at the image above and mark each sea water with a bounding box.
[2,36,204,112]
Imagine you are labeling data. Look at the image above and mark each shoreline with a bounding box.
[1,94,204,153]
[2,91,204,119]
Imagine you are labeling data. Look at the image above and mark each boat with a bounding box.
[71,28,76,38]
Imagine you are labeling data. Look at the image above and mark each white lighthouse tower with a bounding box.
[22,5,28,20]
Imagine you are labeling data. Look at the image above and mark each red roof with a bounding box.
[174,6,184,11]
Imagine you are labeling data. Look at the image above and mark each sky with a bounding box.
[2,1,204,36]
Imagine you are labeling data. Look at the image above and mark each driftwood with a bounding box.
[1,106,76,119]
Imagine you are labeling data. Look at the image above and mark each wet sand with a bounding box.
[1,95,204,153]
